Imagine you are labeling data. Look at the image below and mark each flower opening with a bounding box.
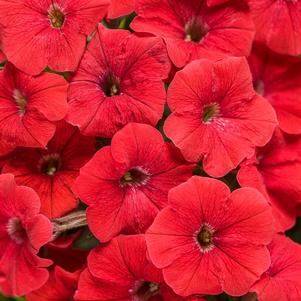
[102,72,121,97]
[48,4,65,28]
[202,103,220,123]
[120,167,150,187]
[130,280,160,301]
[6,217,27,244]
[184,18,208,42]
[39,153,62,176]
[197,224,215,252]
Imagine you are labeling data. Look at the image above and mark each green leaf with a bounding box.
[73,227,100,251]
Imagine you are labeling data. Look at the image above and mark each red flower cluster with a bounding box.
[0,1,300,301]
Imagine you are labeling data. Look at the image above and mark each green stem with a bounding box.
[118,18,127,29]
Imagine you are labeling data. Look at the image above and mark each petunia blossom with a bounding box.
[0,0,110,75]
[66,24,170,137]
[44,229,89,273]
[25,230,88,300]
[75,123,194,242]
[146,176,274,297]
[249,43,301,135]
[0,63,68,156]
[27,266,81,301]
[248,0,301,56]
[2,121,96,219]
[164,57,277,178]
[107,0,135,19]
[251,234,301,301]
[76,234,205,301]
[237,129,301,232]
[131,0,254,67]
[0,174,53,296]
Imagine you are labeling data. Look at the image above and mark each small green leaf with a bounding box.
[73,227,100,251]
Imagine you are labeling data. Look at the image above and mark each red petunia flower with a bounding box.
[248,0,301,56]
[76,234,205,301]
[66,24,170,138]
[251,234,301,301]
[237,129,301,232]
[0,63,68,156]
[0,174,53,296]
[164,57,277,178]
[75,123,194,242]
[131,0,254,68]
[44,229,89,277]
[0,0,110,75]
[146,176,274,297]
[249,43,301,135]
[107,0,135,19]
[26,231,88,300]
[2,121,96,219]
[27,266,81,301]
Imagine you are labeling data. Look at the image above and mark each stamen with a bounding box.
[102,73,121,97]
[39,153,62,176]
[120,167,150,187]
[185,18,208,42]
[48,4,65,28]
[196,223,215,253]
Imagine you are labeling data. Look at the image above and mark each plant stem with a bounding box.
[51,210,87,240]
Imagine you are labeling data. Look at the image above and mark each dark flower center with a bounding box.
[253,80,265,96]
[202,103,220,123]
[120,167,150,187]
[185,18,208,42]
[103,73,121,97]
[40,153,62,176]
[197,225,214,251]
[6,217,27,244]
[130,281,160,301]
[48,4,65,28]
[13,89,27,114]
